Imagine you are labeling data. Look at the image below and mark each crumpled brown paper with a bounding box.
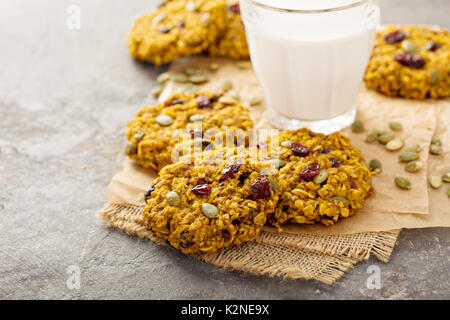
[105,56,450,236]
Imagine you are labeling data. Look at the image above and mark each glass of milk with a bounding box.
[240,0,380,134]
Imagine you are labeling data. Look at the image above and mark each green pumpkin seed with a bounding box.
[442,172,450,183]
[429,69,439,86]
[374,128,388,136]
[249,96,263,106]
[378,132,395,144]
[351,120,364,133]
[201,203,219,218]
[124,142,136,155]
[189,74,208,84]
[156,114,173,126]
[227,89,240,100]
[133,131,145,140]
[183,67,199,76]
[236,61,252,69]
[388,121,403,131]
[151,85,163,98]
[401,40,416,53]
[157,72,171,84]
[398,151,419,162]
[208,63,220,71]
[428,174,442,189]
[181,83,199,94]
[386,138,404,151]
[189,114,204,122]
[395,177,411,190]
[268,159,287,170]
[430,144,443,155]
[166,191,181,206]
[268,177,280,192]
[330,196,349,207]
[173,73,188,83]
[365,132,378,143]
[431,136,441,146]
[281,141,292,148]
[405,160,423,173]
[313,169,329,184]
[369,159,382,173]
[402,144,421,153]
[221,80,233,91]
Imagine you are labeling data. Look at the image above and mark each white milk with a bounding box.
[240,0,380,132]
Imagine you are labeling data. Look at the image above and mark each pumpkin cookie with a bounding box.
[142,147,280,254]
[125,91,253,171]
[127,0,227,65]
[365,25,450,99]
[207,2,249,60]
[260,128,374,228]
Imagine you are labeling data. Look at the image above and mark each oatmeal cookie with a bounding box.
[142,147,280,254]
[260,128,374,228]
[127,0,227,65]
[365,25,450,99]
[125,91,253,171]
[207,2,249,60]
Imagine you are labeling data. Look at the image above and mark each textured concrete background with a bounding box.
[1,0,449,299]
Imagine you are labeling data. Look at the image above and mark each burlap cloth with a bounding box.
[98,57,450,284]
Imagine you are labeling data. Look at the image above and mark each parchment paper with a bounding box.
[105,56,450,235]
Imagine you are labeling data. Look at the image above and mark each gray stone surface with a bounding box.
[1,0,449,300]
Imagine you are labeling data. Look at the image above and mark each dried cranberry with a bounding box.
[330,158,341,168]
[201,140,211,149]
[319,215,334,220]
[192,183,211,196]
[197,178,207,185]
[177,20,185,28]
[250,175,271,199]
[144,187,155,201]
[350,182,358,189]
[291,142,310,157]
[300,162,320,181]
[426,41,442,51]
[384,30,405,44]
[220,160,241,180]
[318,148,331,155]
[157,26,170,34]
[395,52,426,69]
[171,99,185,105]
[196,95,212,109]
[189,129,202,139]
[229,3,240,13]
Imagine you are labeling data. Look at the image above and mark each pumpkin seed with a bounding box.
[124,142,136,155]
[429,69,439,85]
[183,67,199,76]
[227,89,240,100]
[189,74,208,84]
[156,114,173,126]
[281,141,292,148]
[166,191,181,206]
[401,40,416,53]
[442,172,450,183]
[386,138,404,151]
[185,1,195,12]
[218,96,235,105]
[151,85,163,98]
[200,12,210,25]
[201,203,219,218]
[360,160,369,169]
[405,160,423,173]
[395,177,411,190]
[208,63,220,71]
[428,174,442,189]
[313,169,329,184]
[133,131,145,140]
[429,144,443,155]
[365,132,378,143]
[249,96,263,106]
[173,73,188,83]
[330,196,349,207]
[398,151,419,162]
[236,61,252,69]
[221,80,233,91]
[189,114,204,122]
[268,159,287,170]
[374,128,388,136]
[402,144,421,153]
[431,136,441,145]
[152,12,166,25]
[157,72,171,83]
[268,177,280,192]
[181,83,199,94]
[369,159,382,173]
[378,132,395,144]
[351,120,364,133]
[388,121,403,131]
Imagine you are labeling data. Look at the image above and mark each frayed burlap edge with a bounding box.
[97,203,400,284]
